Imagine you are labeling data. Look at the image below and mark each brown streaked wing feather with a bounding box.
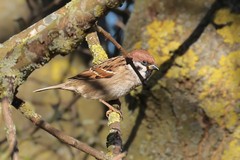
[69,56,126,80]
[69,69,99,80]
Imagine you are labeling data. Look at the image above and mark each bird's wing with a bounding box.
[69,56,126,80]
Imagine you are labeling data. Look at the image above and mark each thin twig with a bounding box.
[11,97,107,160]
[96,25,128,56]
[96,25,146,85]
[2,97,19,160]
[30,94,81,135]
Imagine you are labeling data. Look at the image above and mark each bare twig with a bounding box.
[11,97,107,160]
[96,25,128,56]
[30,94,81,135]
[96,25,146,85]
[2,97,19,160]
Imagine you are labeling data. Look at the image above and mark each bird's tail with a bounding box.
[33,84,63,92]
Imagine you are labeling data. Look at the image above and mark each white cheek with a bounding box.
[132,62,148,79]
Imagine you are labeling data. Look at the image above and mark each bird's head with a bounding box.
[127,49,159,80]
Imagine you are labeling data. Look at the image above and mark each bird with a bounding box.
[34,49,158,116]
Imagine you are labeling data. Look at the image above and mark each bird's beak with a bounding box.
[147,64,159,70]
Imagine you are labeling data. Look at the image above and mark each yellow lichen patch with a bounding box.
[133,41,142,49]
[166,49,199,78]
[233,126,240,139]
[197,66,215,81]
[214,9,240,44]
[90,44,108,65]
[18,102,41,119]
[200,99,228,126]
[198,50,240,129]
[107,112,121,126]
[145,19,198,78]
[225,111,238,129]
[146,20,177,65]
[222,139,240,160]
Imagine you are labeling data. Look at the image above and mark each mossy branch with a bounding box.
[1,97,19,160]
[0,0,124,159]
[85,32,125,159]
[106,100,124,159]
[0,0,124,99]
[1,76,18,160]
[86,32,108,64]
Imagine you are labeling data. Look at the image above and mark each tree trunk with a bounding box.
[122,0,240,159]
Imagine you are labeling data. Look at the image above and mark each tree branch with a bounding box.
[106,100,125,159]
[1,75,19,160]
[96,25,128,56]
[85,32,125,159]
[0,0,124,98]
[11,97,107,160]
[86,32,109,64]
[2,97,19,160]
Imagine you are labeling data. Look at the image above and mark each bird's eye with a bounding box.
[141,61,148,66]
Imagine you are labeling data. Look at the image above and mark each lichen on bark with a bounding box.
[122,0,240,159]
[0,0,123,99]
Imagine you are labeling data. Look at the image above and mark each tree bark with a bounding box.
[0,0,123,98]
[122,0,240,159]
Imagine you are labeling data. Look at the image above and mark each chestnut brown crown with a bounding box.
[127,49,155,65]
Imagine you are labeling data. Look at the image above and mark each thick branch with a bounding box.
[0,0,124,97]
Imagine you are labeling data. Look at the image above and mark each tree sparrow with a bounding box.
[34,49,158,115]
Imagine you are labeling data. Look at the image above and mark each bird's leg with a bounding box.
[99,99,122,118]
